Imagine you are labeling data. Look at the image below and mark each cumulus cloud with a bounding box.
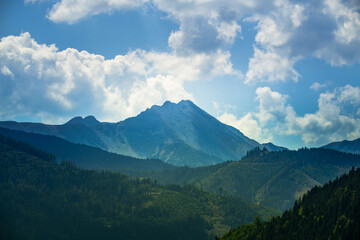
[218,112,273,143]
[218,85,360,146]
[0,33,237,123]
[245,0,360,83]
[143,49,239,81]
[292,86,360,144]
[245,48,300,83]
[254,87,295,126]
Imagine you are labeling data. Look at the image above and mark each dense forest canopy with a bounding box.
[0,134,275,240]
[220,166,360,240]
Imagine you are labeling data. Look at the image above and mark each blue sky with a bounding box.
[0,0,359,149]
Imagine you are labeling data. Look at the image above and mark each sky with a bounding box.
[0,0,359,149]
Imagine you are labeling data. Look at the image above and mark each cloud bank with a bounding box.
[0,33,237,123]
[31,0,360,83]
[218,85,360,146]
[245,0,360,83]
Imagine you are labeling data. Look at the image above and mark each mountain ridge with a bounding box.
[0,100,285,167]
[322,138,360,154]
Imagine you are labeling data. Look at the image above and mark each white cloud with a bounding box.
[255,87,291,124]
[42,0,257,53]
[244,0,360,83]
[0,33,237,123]
[143,49,239,81]
[1,66,14,78]
[292,86,360,144]
[310,82,327,91]
[337,84,360,105]
[245,48,300,84]
[158,0,359,82]
[46,0,149,24]
[218,112,272,143]
[325,0,360,45]
[218,85,360,146]
[156,0,274,54]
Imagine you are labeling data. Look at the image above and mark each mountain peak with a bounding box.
[146,100,198,114]
[159,99,195,107]
[162,100,174,106]
[65,116,83,125]
[83,116,100,126]
[178,99,196,106]
[66,115,100,126]
[150,100,203,118]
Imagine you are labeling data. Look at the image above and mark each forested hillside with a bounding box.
[0,127,174,172]
[148,147,360,210]
[0,134,276,240]
[220,166,360,240]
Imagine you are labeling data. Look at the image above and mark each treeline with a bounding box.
[0,134,273,240]
[220,166,360,240]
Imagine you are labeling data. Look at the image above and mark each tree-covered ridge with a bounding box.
[220,166,360,240]
[0,134,275,240]
[0,127,174,172]
[148,147,360,211]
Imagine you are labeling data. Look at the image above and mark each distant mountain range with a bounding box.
[0,100,286,167]
[322,138,360,154]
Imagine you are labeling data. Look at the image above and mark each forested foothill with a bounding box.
[220,166,360,240]
[0,134,275,240]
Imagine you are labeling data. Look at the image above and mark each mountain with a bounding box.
[0,134,277,240]
[322,138,360,154]
[220,166,360,240]
[114,100,262,166]
[0,127,174,172]
[147,147,360,211]
[0,100,285,167]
